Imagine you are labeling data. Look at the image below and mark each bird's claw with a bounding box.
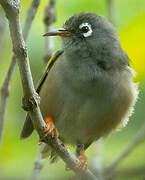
[44,119,59,138]
[76,154,88,171]
[38,117,59,143]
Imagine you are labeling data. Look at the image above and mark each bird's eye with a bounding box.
[79,22,93,37]
[81,26,89,33]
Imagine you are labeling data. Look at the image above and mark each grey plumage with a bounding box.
[21,13,138,160]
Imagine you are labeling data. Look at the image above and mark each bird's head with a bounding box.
[43,12,118,49]
[43,13,128,74]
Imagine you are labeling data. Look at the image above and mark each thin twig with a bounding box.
[43,0,56,64]
[92,140,104,180]
[105,165,145,180]
[0,0,40,148]
[30,150,45,180]
[116,166,145,177]
[0,10,7,62]
[0,56,16,146]
[107,0,115,25]
[104,122,145,176]
[23,0,41,40]
[31,0,56,179]
[0,0,97,179]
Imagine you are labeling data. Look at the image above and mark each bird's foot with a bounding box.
[38,117,59,144]
[44,117,59,138]
[76,153,88,171]
[76,145,88,171]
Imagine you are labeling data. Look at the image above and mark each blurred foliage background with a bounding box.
[0,0,145,180]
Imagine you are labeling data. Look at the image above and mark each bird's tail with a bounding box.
[39,143,58,163]
[20,114,34,139]
[21,115,58,162]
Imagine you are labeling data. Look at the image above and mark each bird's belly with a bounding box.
[55,92,122,145]
[40,62,137,146]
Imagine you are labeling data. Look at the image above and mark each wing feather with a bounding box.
[20,50,64,139]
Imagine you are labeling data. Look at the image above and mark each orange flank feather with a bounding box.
[44,117,59,138]
[45,117,54,124]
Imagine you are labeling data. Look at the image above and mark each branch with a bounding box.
[31,0,56,178]
[0,10,7,62]
[107,0,116,25]
[92,140,104,179]
[0,0,40,147]
[104,122,145,176]
[0,1,97,179]
[142,174,145,180]
[105,166,145,180]
[23,0,40,40]
[115,166,145,178]
[43,0,56,64]
[30,150,45,180]
[0,55,16,146]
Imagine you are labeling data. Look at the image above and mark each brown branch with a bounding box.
[104,122,145,177]
[30,150,45,180]
[0,55,16,146]
[23,0,40,40]
[0,10,7,62]
[31,0,56,178]
[116,166,145,177]
[105,165,145,180]
[0,0,41,147]
[92,140,104,179]
[107,0,116,25]
[0,0,97,179]
[43,0,56,64]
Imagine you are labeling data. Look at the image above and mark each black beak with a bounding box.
[43,28,71,37]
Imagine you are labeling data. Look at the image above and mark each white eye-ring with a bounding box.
[79,22,93,37]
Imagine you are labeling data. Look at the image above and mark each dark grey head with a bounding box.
[43,13,128,68]
[43,13,118,43]
[64,13,117,38]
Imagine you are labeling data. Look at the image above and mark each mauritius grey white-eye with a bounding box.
[21,12,138,169]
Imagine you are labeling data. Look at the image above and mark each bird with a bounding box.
[21,12,138,170]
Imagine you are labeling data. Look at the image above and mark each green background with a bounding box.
[0,0,145,179]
